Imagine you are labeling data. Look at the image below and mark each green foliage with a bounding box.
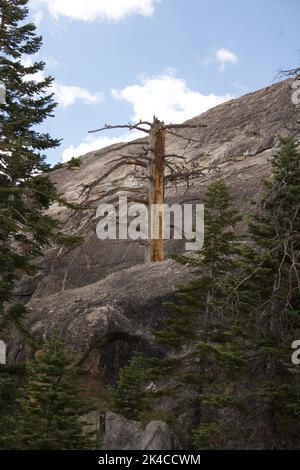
[51,162,64,171]
[0,2,91,450]
[111,355,152,420]
[240,137,300,325]
[192,423,220,449]
[0,0,61,318]
[113,181,244,445]
[14,336,96,450]
[113,145,300,449]
[233,137,300,448]
[0,364,26,449]
[55,233,85,249]
[0,0,87,323]
[190,137,300,449]
[156,180,242,348]
[154,180,243,394]
[111,353,179,420]
[51,157,82,171]
[67,157,82,170]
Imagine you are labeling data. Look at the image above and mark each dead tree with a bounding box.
[277,66,300,78]
[87,116,207,262]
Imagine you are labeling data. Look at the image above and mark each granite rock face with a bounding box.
[10,78,300,449]
[104,412,181,450]
[12,78,300,388]
[10,259,193,388]
[27,78,299,299]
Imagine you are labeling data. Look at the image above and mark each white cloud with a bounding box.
[31,0,158,22]
[33,10,44,27]
[215,48,238,71]
[62,70,232,162]
[43,56,59,68]
[62,131,140,162]
[202,48,238,71]
[53,84,104,108]
[112,70,232,123]
[21,57,104,108]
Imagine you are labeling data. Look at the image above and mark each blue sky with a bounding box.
[28,0,300,165]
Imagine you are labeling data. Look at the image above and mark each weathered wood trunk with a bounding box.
[145,117,166,262]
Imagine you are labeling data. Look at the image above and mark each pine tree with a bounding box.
[156,180,241,347]
[111,350,178,421]
[233,136,300,449]
[156,181,244,447]
[110,142,300,449]
[0,0,61,446]
[0,2,84,441]
[14,336,96,450]
[112,181,244,446]
[0,0,71,321]
[0,363,25,449]
[111,355,152,420]
[192,137,300,449]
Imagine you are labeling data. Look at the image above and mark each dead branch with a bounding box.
[89,120,151,135]
[85,115,209,262]
[79,159,138,199]
[276,67,300,78]
[165,167,206,183]
[105,154,149,166]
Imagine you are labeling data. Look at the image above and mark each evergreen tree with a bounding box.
[112,353,178,422]
[193,137,300,449]
[0,2,83,442]
[111,141,300,449]
[0,0,79,321]
[111,355,152,420]
[157,181,243,447]
[112,181,244,446]
[0,363,25,449]
[233,136,300,449]
[156,180,241,347]
[14,336,96,450]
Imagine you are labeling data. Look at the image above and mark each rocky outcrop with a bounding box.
[10,259,194,388]
[9,78,300,450]
[104,412,180,450]
[24,78,299,300]
[11,78,300,400]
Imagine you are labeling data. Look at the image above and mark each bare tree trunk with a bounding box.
[89,115,206,262]
[146,117,166,262]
